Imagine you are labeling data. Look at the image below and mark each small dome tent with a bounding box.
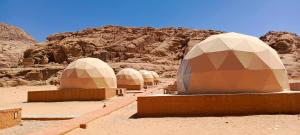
[149,71,160,85]
[139,70,154,86]
[60,58,117,89]
[117,68,144,90]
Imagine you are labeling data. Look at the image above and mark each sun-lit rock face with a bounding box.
[116,68,144,90]
[139,70,154,85]
[60,57,116,89]
[177,32,290,94]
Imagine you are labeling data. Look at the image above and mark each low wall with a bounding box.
[290,82,300,91]
[0,108,22,129]
[117,84,142,90]
[28,88,116,102]
[137,92,300,117]
[144,82,154,86]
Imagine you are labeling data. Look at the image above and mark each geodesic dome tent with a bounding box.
[116,68,144,90]
[60,58,117,89]
[149,71,160,84]
[139,70,154,85]
[177,32,289,94]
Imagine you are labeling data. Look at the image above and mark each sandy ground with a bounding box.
[0,120,64,135]
[4,79,300,135]
[68,102,300,135]
[0,79,174,135]
[0,85,134,117]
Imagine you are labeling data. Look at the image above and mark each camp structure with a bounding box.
[149,71,160,85]
[176,32,289,94]
[60,57,117,89]
[116,68,144,90]
[0,108,21,129]
[139,70,154,86]
[27,58,117,102]
[137,33,300,117]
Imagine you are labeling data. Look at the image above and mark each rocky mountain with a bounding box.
[1,24,300,87]
[23,26,223,77]
[0,23,35,67]
[260,31,300,78]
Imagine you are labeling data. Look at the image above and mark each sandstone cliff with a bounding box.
[24,26,223,77]
[0,23,35,67]
[1,24,300,87]
[260,31,300,78]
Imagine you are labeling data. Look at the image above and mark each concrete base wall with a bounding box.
[117,84,142,90]
[0,108,22,129]
[144,82,154,86]
[290,82,300,91]
[137,92,300,117]
[28,88,116,102]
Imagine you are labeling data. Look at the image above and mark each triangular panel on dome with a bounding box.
[184,45,205,59]
[219,37,254,52]
[218,51,245,70]
[255,50,285,69]
[232,51,255,69]
[200,38,230,53]
[77,69,91,78]
[67,70,79,78]
[271,69,290,90]
[247,53,270,70]
[189,54,216,72]
[207,51,230,69]
[261,70,283,92]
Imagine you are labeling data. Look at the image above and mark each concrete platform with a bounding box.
[0,107,22,129]
[22,114,79,120]
[289,81,300,91]
[27,88,116,102]
[137,91,300,117]
[125,90,144,94]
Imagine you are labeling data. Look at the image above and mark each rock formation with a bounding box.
[260,31,300,78]
[1,23,300,87]
[24,26,223,78]
[0,23,35,67]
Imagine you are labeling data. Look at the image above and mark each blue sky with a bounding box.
[0,0,299,42]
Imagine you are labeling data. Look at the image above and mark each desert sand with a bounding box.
[0,85,111,116]
[0,79,173,134]
[0,78,300,135]
[68,102,300,135]
[0,120,63,135]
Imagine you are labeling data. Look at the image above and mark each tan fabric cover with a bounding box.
[117,68,144,87]
[177,32,290,94]
[149,71,160,82]
[139,70,154,83]
[60,58,117,89]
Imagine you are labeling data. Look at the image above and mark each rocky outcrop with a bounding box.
[0,23,36,67]
[23,26,223,79]
[25,26,222,65]
[260,31,300,78]
[0,64,64,87]
[1,24,300,87]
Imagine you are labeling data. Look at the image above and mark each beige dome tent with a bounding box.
[177,32,289,94]
[139,70,154,85]
[117,68,144,90]
[149,71,160,85]
[60,58,117,89]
